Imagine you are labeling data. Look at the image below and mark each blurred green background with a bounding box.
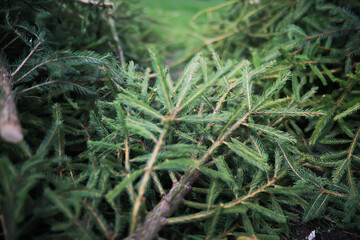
[142,0,227,67]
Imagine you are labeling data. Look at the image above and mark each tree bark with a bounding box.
[126,170,202,240]
[0,54,23,143]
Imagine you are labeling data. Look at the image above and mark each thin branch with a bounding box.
[108,16,125,67]
[0,207,8,240]
[129,128,169,234]
[74,0,114,8]
[2,32,24,50]
[11,40,42,77]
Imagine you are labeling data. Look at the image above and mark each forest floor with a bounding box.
[290,218,360,240]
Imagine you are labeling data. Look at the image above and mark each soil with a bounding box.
[289,219,360,240]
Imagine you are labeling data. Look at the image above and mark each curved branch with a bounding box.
[0,54,23,143]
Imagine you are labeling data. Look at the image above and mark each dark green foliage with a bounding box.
[87,50,325,239]
[0,0,359,239]
[189,0,360,235]
[0,0,152,239]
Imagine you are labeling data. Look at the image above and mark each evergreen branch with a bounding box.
[347,167,356,196]
[175,114,229,123]
[201,167,234,184]
[11,40,42,77]
[82,200,111,239]
[174,54,201,93]
[128,105,257,239]
[174,54,200,109]
[303,192,329,222]
[243,123,296,143]
[19,80,94,94]
[269,87,319,128]
[129,128,169,234]
[177,77,218,113]
[214,156,240,196]
[154,158,198,171]
[166,208,215,224]
[306,28,358,40]
[250,61,276,76]
[276,140,304,181]
[213,85,236,114]
[151,172,166,196]
[166,204,247,225]
[333,102,360,120]
[127,117,162,134]
[219,103,247,138]
[309,64,327,86]
[14,53,107,84]
[206,179,222,209]
[225,139,270,171]
[243,61,252,111]
[309,79,355,145]
[126,176,196,240]
[118,94,165,121]
[106,169,144,201]
[149,49,173,114]
[319,139,352,145]
[223,176,279,209]
[61,188,103,198]
[109,22,125,66]
[319,4,360,25]
[227,60,246,79]
[254,71,291,110]
[127,121,158,142]
[257,109,324,117]
[207,204,222,238]
[332,128,360,183]
[4,0,360,237]
[245,202,286,223]
[46,188,95,239]
[212,51,229,87]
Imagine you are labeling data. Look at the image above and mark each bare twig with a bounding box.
[74,0,114,8]
[108,16,125,67]
[0,54,23,143]
[126,171,201,240]
[2,32,23,50]
[11,40,42,77]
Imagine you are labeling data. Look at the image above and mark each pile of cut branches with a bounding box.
[0,1,359,239]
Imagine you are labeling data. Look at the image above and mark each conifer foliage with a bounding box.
[0,0,359,239]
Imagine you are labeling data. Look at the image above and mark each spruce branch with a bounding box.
[11,40,42,77]
[129,128,169,234]
[127,108,256,239]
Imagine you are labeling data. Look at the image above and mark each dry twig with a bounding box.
[74,0,114,8]
[0,55,23,143]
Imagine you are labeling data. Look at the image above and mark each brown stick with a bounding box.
[74,0,114,8]
[0,54,23,143]
[126,170,202,240]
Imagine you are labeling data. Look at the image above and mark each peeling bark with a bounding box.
[0,54,23,143]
